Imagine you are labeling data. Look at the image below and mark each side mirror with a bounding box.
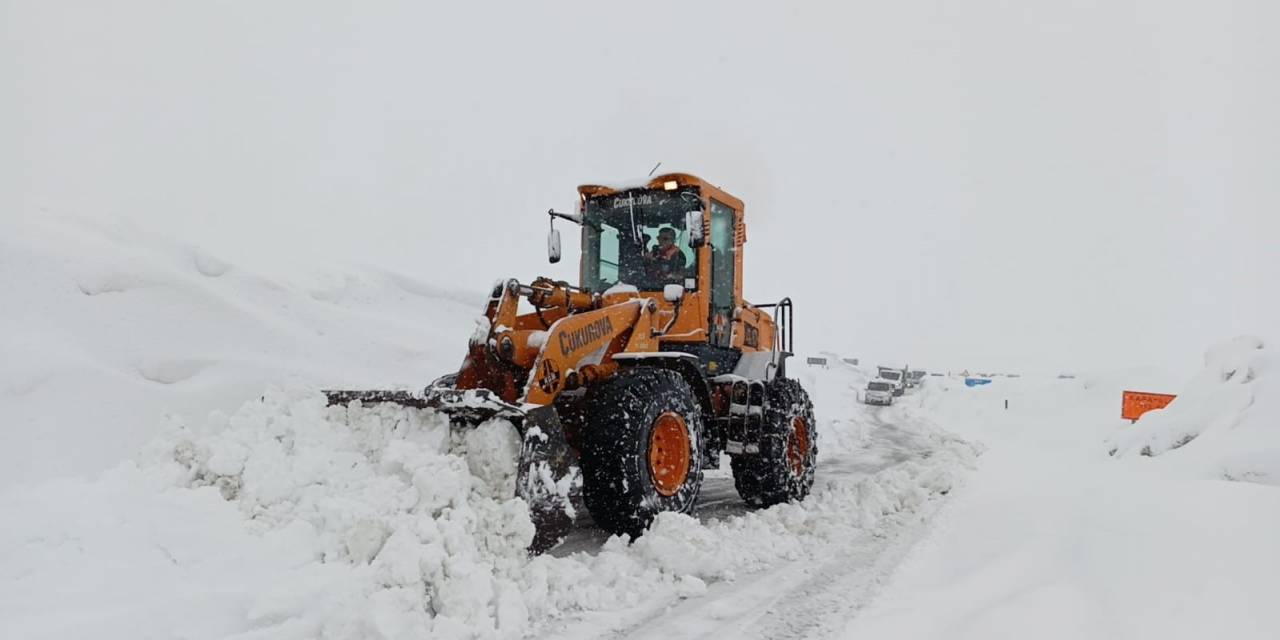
[547,227,562,263]
[663,284,684,303]
[685,210,705,248]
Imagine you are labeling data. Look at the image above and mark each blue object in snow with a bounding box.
[964,378,992,387]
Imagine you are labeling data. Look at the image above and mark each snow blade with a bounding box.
[323,389,433,409]
[324,387,581,554]
[323,386,524,422]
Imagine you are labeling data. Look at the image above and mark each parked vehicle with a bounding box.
[877,365,909,396]
[864,380,896,406]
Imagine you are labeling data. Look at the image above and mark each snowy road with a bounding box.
[553,400,924,557]
[543,397,963,640]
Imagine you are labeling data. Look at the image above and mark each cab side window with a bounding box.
[709,200,736,344]
[598,226,620,285]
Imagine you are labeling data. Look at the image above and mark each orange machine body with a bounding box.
[455,173,785,410]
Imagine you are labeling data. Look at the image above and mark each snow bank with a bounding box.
[2,382,977,639]
[847,355,1280,640]
[0,213,479,488]
[1108,335,1278,484]
[846,433,1280,640]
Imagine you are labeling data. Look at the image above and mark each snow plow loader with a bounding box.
[326,173,815,553]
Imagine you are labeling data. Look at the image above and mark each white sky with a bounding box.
[4,1,1276,374]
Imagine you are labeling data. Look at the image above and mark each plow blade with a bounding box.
[322,389,433,409]
[324,387,582,554]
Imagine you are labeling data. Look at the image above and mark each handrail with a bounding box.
[755,297,793,355]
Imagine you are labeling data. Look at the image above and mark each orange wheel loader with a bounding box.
[326,174,816,553]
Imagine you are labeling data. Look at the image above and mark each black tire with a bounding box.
[581,367,705,538]
[731,377,817,507]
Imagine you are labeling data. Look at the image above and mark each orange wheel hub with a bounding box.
[648,412,691,496]
[786,417,810,476]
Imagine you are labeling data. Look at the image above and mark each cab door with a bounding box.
[708,199,736,347]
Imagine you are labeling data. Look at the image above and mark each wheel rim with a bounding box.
[648,411,691,497]
[786,416,810,477]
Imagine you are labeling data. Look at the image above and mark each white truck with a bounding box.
[864,379,896,406]
[876,365,908,396]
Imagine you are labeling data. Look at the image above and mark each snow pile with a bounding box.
[2,382,977,639]
[1108,335,1277,484]
[3,387,537,639]
[161,390,546,639]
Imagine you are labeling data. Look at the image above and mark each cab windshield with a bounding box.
[879,371,902,381]
[868,381,894,392]
[583,187,701,292]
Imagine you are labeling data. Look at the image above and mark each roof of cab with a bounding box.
[577,173,745,212]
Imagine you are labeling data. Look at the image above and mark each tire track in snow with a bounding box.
[550,404,912,558]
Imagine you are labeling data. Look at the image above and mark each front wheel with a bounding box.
[581,368,704,538]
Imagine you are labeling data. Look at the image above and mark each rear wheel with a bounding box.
[581,368,704,537]
[731,377,817,507]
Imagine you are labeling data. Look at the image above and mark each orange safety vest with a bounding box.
[646,244,683,280]
[652,244,681,261]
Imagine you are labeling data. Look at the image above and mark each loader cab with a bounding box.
[579,184,702,293]
[577,174,771,355]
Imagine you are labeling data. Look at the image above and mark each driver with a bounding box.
[643,226,687,284]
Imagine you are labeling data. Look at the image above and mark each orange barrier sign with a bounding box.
[1121,390,1177,422]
